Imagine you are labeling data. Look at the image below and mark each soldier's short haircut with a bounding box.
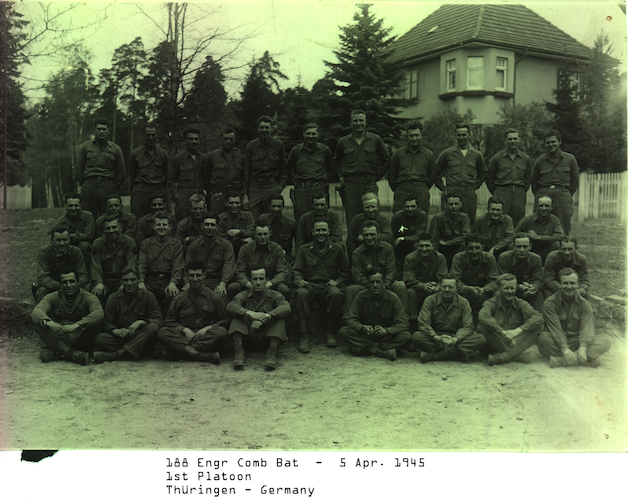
[120,265,139,278]
[254,220,271,231]
[417,232,433,243]
[487,196,504,209]
[351,109,366,118]
[106,194,122,204]
[504,128,519,138]
[403,193,420,205]
[59,268,79,281]
[558,267,578,279]
[149,193,167,204]
[201,212,219,222]
[143,122,158,134]
[465,233,483,246]
[366,264,385,280]
[312,218,329,230]
[497,273,517,285]
[361,219,378,233]
[249,266,267,278]
[225,190,241,202]
[536,195,553,206]
[257,115,273,125]
[454,123,471,133]
[361,192,379,204]
[543,129,562,142]
[514,232,530,242]
[188,193,206,206]
[221,127,236,137]
[152,211,171,223]
[186,261,205,273]
[50,223,70,237]
[102,214,120,227]
[560,236,578,246]
[268,194,285,207]
[182,127,200,139]
[303,123,318,132]
[94,118,110,128]
[405,119,423,133]
[64,192,81,203]
[444,191,462,203]
[441,272,458,282]
[312,191,327,202]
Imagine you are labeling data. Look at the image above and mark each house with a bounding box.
[392,3,592,123]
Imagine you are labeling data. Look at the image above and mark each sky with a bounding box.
[16,0,628,101]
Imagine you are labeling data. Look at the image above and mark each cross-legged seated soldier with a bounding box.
[31,269,104,365]
[537,267,611,368]
[138,211,184,313]
[157,261,229,364]
[478,273,544,366]
[35,224,88,302]
[340,266,411,361]
[403,233,448,321]
[93,266,164,363]
[91,215,138,305]
[293,219,350,352]
[412,273,485,363]
[226,267,292,371]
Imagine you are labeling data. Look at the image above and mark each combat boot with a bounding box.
[326,332,338,348]
[264,338,280,370]
[371,347,396,361]
[93,349,129,363]
[233,335,245,370]
[40,349,61,363]
[64,350,89,366]
[298,334,310,353]
[184,345,220,364]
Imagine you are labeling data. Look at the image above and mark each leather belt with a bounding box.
[296,180,327,189]
[547,185,569,190]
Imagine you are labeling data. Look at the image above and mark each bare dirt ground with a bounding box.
[0,208,627,452]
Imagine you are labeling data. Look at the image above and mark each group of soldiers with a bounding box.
[31,111,611,370]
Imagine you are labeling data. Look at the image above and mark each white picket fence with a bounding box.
[0,183,32,210]
[578,171,628,222]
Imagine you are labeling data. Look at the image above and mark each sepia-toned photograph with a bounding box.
[0,0,626,473]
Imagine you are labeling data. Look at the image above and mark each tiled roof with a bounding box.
[392,3,592,63]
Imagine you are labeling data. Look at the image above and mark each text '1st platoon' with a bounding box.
[165,457,313,497]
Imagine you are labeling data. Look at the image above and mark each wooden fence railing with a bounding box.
[578,171,628,222]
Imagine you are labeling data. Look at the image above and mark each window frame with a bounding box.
[446,59,456,91]
[495,57,507,91]
[467,56,484,89]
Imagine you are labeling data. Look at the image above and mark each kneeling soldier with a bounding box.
[31,269,103,365]
[478,273,543,365]
[226,267,291,371]
[340,266,410,361]
[94,266,164,363]
[412,273,485,363]
[537,267,611,368]
[292,219,350,352]
[157,261,229,363]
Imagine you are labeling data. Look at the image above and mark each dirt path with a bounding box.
[1,333,626,452]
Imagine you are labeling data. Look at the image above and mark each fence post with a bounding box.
[621,171,628,223]
[578,172,587,222]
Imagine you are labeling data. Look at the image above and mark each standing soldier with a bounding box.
[531,129,580,234]
[54,193,95,273]
[286,123,333,224]
[486,128,532,226]
[75,118,126,218]
[244,115,287,221]
[129,122,169,219]
[169,127,207,222]
[435,123,487,223]
[204,127,246,215]
[388,119,436,215]
[334,109,390,228]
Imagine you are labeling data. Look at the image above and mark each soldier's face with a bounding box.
[227,197,241,214]
[514,238,531,260]
[186,133,200,152]
[94,124,109,141]
[269,199,283,219]
[560,242,577,262]
[362,198,378,219]
[52,231,70,255]
[107,198,122,215]
[505,133,519,151]
[303,128,317,145]
[65,198,81,218]
[466,241,483,261]
[440,279,457,301]
[221,133,235,150]
[351,113,366,133]
[255,226,271,247]
[537,197,552,218]
[190,201,206,220]
[368,273,384,296]
[407,128,422,147]
[121,272,139,294]
[455,127,469,148]
[104,221,121,241]
[446,197,462,215]
[312,197,327,216]
[362,226,378,248]
[202,218,217,238]
[187,269,205,290]
[257,121,272,140]
[144,127,157,147]
[251,270,267,292]
[404,199,418,217]
[153,218,171,237]
[499,279,517,302]
[60,272,79,297]
[151,198,166,212]
[313,222,330,242]
[488,203,503,220]
[545,136,561,154]
[417,240,433,257]
[560,273,579,299]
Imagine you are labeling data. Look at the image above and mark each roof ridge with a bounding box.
[473,3,484,39]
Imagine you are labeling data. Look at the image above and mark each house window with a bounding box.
[446,59,456,91]
[467,56,484,89]
[495,57,507,90]
[404,70,418,99]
